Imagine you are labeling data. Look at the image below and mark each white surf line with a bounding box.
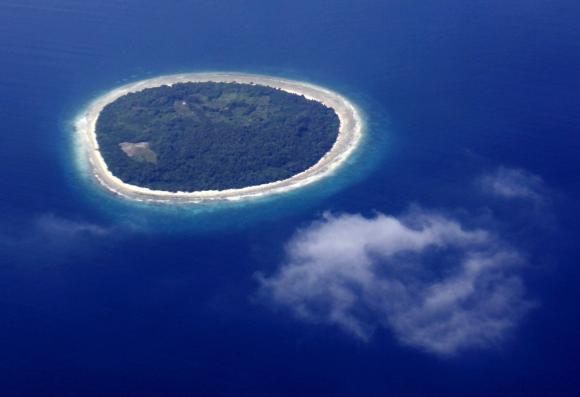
[75,72,364,203]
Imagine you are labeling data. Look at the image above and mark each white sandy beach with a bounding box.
[75,72,363,203]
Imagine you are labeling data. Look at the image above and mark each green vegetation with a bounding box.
[96,82,339,191]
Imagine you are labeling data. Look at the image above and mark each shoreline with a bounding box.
[74,72,364,203]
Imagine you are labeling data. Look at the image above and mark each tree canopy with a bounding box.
[96,82,340,191]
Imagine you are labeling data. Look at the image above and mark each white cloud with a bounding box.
[0,214,117,264]
[35,213,110,237]
[480,167,545,202]
[257,210,532,356]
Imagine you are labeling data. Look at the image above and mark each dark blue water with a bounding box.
[1,1,580,396]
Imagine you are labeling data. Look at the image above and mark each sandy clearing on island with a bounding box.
[74,72,363,203]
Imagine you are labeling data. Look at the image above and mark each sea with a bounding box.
[1,1,580,396]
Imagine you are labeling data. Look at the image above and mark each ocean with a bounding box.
[1,1,580,396]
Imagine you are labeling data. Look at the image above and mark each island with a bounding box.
[96,82,340,192]
[75,73,363,203]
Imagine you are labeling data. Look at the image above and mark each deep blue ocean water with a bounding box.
[1,1,580,396]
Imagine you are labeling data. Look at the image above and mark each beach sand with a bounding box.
[75,72,363,203]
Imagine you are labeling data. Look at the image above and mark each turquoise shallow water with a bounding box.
[1,1,580,396]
